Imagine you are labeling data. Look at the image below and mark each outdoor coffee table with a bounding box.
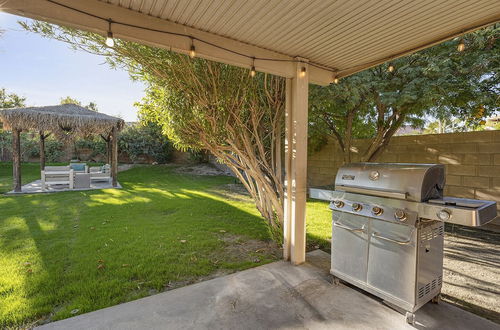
[74,173,91,189]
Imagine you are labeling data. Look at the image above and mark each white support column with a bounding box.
[283,59,309,265]
[283,79,293,261]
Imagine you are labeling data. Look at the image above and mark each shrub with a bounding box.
[119,122,173,163]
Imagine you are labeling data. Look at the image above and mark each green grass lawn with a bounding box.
[0,163,41,194]
[0,163,331,328]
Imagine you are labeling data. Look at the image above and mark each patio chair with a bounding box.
[89,164,112,183]
[41,166,74,190]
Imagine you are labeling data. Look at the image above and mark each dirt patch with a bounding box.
[216,233,282,263]
[174,164,233,176]
[442,225,500,324]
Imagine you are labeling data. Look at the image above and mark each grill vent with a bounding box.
[420,224,444,242]
[418,287,425,298]
[418,275,442,299]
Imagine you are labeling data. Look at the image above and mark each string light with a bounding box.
[333,76,339,84]
[105,19,114,47]
[457,39,465,52]
[388,63,394,72]
[189,38,196,58]
[250,57,256,77]
[299,67,307,78]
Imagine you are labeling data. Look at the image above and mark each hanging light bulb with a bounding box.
[189,38,196,58]
[300,67,307,78]
[388,63,395,72]
[249,57,256,77]
[105,31,114,47]
[457,39,465,52]
[333,76,339,84]
[105,19,114,47]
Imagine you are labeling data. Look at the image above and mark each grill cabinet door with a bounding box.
[331,212,369,283]
[367,219,417,307]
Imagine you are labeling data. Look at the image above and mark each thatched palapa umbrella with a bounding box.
[0,104,124,192]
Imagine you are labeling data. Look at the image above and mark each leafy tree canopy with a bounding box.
[309,25,499,163]
[60,96,99,112]
[0,88,26,109]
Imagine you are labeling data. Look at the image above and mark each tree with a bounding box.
[0,89,27,160]
[0,88,26,109]
[424,118,467,134]
[118,122,174,163]
[22,21,286,241]
[60,96,99,112]
[309,25,499,163]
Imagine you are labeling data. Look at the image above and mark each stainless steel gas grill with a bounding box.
[329,163,498,324]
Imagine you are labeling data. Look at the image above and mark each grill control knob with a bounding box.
[394,209,407,222]
[372,206,383,216]
[437,209,451,221]
[352,203,363,212]
[333,200,344,208]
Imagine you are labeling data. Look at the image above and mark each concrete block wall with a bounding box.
[308,130,500,224]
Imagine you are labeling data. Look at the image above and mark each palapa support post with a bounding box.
[12,128,22,192]
[107,138,112,165]
[39,131,47,171]
[111,126,118,187]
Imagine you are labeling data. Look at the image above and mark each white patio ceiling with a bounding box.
[2,0,499,85]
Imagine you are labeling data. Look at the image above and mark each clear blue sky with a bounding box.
[0,12,145,122]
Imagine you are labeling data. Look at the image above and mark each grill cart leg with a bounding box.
[405,312,415,325]
[431,293,441,304]
[329,275,340,285]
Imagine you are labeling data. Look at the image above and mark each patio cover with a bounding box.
[1,0,498,264]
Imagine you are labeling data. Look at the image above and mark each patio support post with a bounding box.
[111,126,118,187]
[12,128,22,192]
[283,59,309,265]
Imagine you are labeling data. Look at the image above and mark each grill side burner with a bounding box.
[329,163,497,324]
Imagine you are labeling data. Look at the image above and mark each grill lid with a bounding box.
[335,163,445,202]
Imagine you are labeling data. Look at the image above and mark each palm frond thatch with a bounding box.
[0,104,124,140]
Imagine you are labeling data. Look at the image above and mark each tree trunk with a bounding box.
[39,131,46,171]
[12,129,21,192]
[100,134,112,164]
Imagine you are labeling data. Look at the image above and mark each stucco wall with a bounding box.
[308,130,500,224]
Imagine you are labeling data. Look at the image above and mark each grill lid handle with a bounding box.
[333,221,366,233]
[337,185,408,200]
[372,231,414,245]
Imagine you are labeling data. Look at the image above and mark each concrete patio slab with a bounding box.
[37,250,498,330]
[6,179,121,195]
